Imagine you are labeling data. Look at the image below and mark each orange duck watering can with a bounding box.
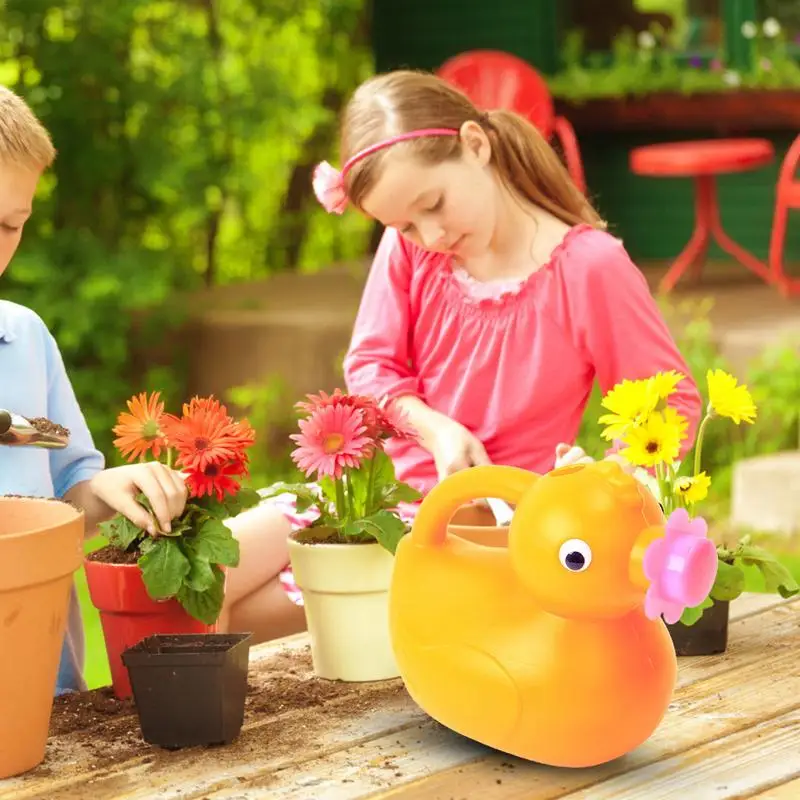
[388,461,718,768]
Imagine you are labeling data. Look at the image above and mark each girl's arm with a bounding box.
[344,227,421,402]
[570,234,703,458]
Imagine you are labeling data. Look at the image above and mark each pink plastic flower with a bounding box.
[312,161,348,214]
[290,404,372,479]
[642,508,718,624]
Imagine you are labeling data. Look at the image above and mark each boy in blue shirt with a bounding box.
[0,86,189,693]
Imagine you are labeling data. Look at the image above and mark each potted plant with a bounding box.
[122,631,252,749]
[0,496,84,778]
[85,392,260,699]
[260,390,421,682]
[598,369,799,655]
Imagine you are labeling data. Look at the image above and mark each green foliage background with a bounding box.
[0,0,372,453]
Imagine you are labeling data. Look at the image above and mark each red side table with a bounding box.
[630,139,775,293]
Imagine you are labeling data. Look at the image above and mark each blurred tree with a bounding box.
[0,0,372,451]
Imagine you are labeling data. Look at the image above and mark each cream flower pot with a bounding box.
[287,538,399,682]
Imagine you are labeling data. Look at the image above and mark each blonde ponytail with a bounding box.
[485,109,605,229]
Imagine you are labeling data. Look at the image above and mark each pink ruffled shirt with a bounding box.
[343,223,702,495]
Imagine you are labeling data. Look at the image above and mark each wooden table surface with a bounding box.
[2,592,798,800]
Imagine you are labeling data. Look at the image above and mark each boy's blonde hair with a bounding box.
[0,85,56,170]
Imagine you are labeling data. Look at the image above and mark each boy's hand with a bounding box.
[554,443,594,469]
[90,463,188,535]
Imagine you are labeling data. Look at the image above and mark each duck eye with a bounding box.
[559,539,592,572]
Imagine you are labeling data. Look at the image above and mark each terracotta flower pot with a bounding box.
[0,496,84,778]
[448,504,508,548]
[288,537,399,682]
[84,559,217,700]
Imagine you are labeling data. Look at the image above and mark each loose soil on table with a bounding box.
[34,645,409,783]
[86,545,139,565]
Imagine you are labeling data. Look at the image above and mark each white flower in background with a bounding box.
[723,69,742,87]
[763,18,781,38]
[638,30,656,49]
[741,21,758,39]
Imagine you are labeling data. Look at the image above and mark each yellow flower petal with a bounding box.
[620,409,683,468]
[706,369,757,424]
[675,472,711,504]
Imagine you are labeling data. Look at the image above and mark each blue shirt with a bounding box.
[0,300,105,694]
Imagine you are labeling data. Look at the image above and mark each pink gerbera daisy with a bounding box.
[290,404,372,479]
[376,399,418,441]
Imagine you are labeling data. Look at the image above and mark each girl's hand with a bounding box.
[554,443,637,475]
[90,462,188,535]
[554,442,594,469]
[429,417,492,480]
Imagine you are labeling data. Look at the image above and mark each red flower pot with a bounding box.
[84,559,217,699]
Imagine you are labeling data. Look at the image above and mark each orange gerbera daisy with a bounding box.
[162,396,255,472]
[112,391,167,462]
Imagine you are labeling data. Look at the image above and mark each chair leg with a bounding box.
[659,176,713,294]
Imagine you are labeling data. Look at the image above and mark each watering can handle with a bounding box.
[411,465,539,548]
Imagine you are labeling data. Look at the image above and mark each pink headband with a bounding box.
[312,128,459,214]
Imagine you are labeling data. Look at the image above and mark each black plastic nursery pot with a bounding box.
[666,600,730,657]
[122,632,252,749]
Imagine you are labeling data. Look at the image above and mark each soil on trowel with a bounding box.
[28,416,70,437]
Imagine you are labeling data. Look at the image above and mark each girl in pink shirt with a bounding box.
[224,70,702,626]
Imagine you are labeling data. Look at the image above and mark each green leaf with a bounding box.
[381,482,423,507]
[257,482,321,513]
[710,560,746,602]
[180,539,216,593]
[177,565,226,625]
[197,487,262,519]
[737,544,800,598]
[138,537,191,600]
[191,518,241,567]
[341,510,407,555]
[679,595,714,626]
[98,513,144,551]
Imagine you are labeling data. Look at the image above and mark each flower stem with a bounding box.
[166,448,174,470]
[693,413,712,477]
[335,478,347,524]
[346,471,356,522]
[365,456,377,516]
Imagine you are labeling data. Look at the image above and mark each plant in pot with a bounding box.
[260,390,421,682]
[85,392,260,699]
[597,369,799,656]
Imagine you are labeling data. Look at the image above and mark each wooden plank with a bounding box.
[215,615,800,799]
[2,596,794,800]
[357,602,799,800]
[557,710,800,800]
[729,593,790,621]
[746,775,800,798]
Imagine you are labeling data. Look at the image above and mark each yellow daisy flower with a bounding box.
[599,371,686,441]
[620,409,684,468]
[706,369,757,424]
[674,472,711,504]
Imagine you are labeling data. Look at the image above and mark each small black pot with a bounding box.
[122,632,252,749]
[666,600,730,656]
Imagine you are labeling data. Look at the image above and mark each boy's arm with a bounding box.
[43,330,107,535]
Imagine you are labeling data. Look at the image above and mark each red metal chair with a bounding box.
[769,134,800,297]
[437,50,586,194]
